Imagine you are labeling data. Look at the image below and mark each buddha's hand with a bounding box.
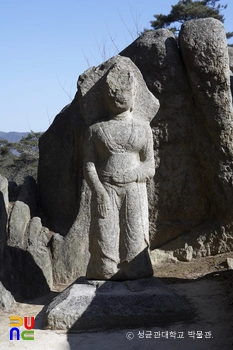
[96,189,111,218]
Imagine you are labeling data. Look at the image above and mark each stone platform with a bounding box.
[45,277,193,331]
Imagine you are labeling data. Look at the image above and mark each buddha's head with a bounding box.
[105,64,136,115]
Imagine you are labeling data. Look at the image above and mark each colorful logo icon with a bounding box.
[9,316,35,340]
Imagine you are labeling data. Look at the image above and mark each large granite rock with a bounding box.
[8,200,30,249]
[38,103,86,236]
[4,176,53,299]
[0,175,9,210]
[160,218,233,261]
[0,175,8,279]
[27,217,53,289]
[51,181,90,284]
[229,46,233,72]
[229,47,233,95]
[37,18,233,283]
[0,282,15,312]
[45,277,192,330]
[37,102,90,283]
[121,29,208,248]
[8,176,38,249]
[179,18,233,229]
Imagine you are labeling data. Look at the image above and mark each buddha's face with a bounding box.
[105,68,135,115]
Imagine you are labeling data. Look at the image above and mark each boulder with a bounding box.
[122,19,233,250]
[27,217,53,289]
[5,176,53,298]
[18,176,38,217]
[38,103,86,236]
[8,181,21,202]
[0,175,8,279]
[160,219,233,261]
[38,108,91,282]
[45,277,193,330]
[226,258,233,269]
[37,19,233,282]
[6,245,50,299]
[8,200,30,249]
[0,282,15,312]
[179,18,233,225]
[121,29,209,248]
[7,176,38,249]
[229,47,233,97]
[149,249,177,266]
[0,175,9,210]
[5,215,53,299]
[229,46,233,72]
[51,181,90,284]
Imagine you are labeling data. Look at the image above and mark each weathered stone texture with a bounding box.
[121,29,209,248]
[27,217,53,289]
[38,114,90,282]
[227,257,233,269]
[78,56,159,125]
[229,46,233,72]
[37,18,233,282]
[7,176,38,249]
[4,176,53,299]
[0,175,9,210]
[45,277,192,330]
[0,282,15,312]
[79,56,158,281]
[8,200,30,249]
[51,181,91,284]
[0,175,8,279]
[38,102,86,236]
[179,18,233,224]
[229,47,233,96]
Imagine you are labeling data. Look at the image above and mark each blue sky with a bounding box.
[1,0,233,132]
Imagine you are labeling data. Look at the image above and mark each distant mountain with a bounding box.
[0,131,29,142]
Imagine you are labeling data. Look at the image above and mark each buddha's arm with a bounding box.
[137,125,155,182]
[84,128,110,217]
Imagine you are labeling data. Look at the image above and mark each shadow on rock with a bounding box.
[2,246,50,302]
[44,250,194,350]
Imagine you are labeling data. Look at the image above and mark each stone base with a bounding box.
[45,277,193,330]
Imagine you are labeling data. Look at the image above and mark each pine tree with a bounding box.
[150,0,233,39]
[0,132,42,184]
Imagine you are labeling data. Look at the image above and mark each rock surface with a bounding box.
[229,46,233,72]
[51,181,90,284]
[159,219,233,261]
[3,176,53,300]
[179,18,233,225]
[38,103,86,236]
[27,217,53,289]
[0,175,9,210]
[7,176,38,249]
[45,277,192,330]
[8,200,30,249]
[229,47,233,95]
[80,56,159,280]
[78,56,159,125]
[37,18,233,284]
[0,175,8,279]
[0,282,15,312]
[121,29,208,248]
[2,18,233,304]
[226,257,233,269]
